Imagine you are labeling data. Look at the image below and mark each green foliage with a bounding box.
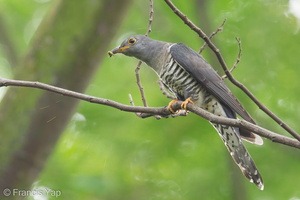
[1,0,300,199]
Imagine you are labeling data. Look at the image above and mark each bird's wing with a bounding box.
[170,43,255,124]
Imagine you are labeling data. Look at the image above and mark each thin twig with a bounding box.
[158,80,176,100]
[129,93,162,119]
[135,61,148,107]
[222,37,242,80]
[128,93,135,106]
[199,18,227,54]
[134,0,154,107]
[0,77,299,149]
[145,0,154,37]
[164,0,300,142]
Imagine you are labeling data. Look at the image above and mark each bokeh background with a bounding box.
[0,0,300,199]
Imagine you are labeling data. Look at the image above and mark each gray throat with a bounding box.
[138,41,173,74]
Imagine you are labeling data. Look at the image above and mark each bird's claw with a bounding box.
[168,97,194,113]
[168,99,180,113]
[181,97,194,110]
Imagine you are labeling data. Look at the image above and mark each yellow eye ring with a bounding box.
[127,38,136,45]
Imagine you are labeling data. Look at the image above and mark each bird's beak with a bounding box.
[108,46,130,57]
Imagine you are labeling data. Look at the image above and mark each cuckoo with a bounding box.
[108,35,264,190]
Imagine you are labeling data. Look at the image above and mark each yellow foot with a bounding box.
[181,97,194,110]
[168,99,180,113]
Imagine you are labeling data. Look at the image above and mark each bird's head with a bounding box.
[108,35,150,58]
[108,35,170,72]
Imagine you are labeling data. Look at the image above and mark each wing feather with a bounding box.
[170,43,255,124]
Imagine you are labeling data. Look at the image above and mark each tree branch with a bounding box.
[134,0,154,107]
[164,0,300,142]
[0,77,299,149]
[199,18,226,54]
[222,37,241,80]
[135,61,148,107]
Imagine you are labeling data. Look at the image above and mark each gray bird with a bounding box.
[108,35,264,190]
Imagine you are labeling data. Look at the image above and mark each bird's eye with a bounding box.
[127,38,136,45]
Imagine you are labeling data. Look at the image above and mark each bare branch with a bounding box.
[222,37,242,80]
[164,0,300,141]
[135,61,148,107]
[128,93,142,117]
[145,0,154,37]
[129,93,162,119]
[134,0,155,107]
[0,77,299,149]
[199,18,227,54]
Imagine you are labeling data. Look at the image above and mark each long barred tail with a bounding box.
[211,122,264,190]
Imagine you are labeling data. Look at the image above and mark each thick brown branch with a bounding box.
[164,0,300,141]
[0,78,299,149]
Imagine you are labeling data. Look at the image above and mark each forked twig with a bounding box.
[199,18,227,54]
[129,93,162,119]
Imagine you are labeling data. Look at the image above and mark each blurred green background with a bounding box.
[0,0,300,199]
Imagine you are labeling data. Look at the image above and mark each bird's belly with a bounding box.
[160,62,205,101]
[160,62,225,116]
[160,65,200,98]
